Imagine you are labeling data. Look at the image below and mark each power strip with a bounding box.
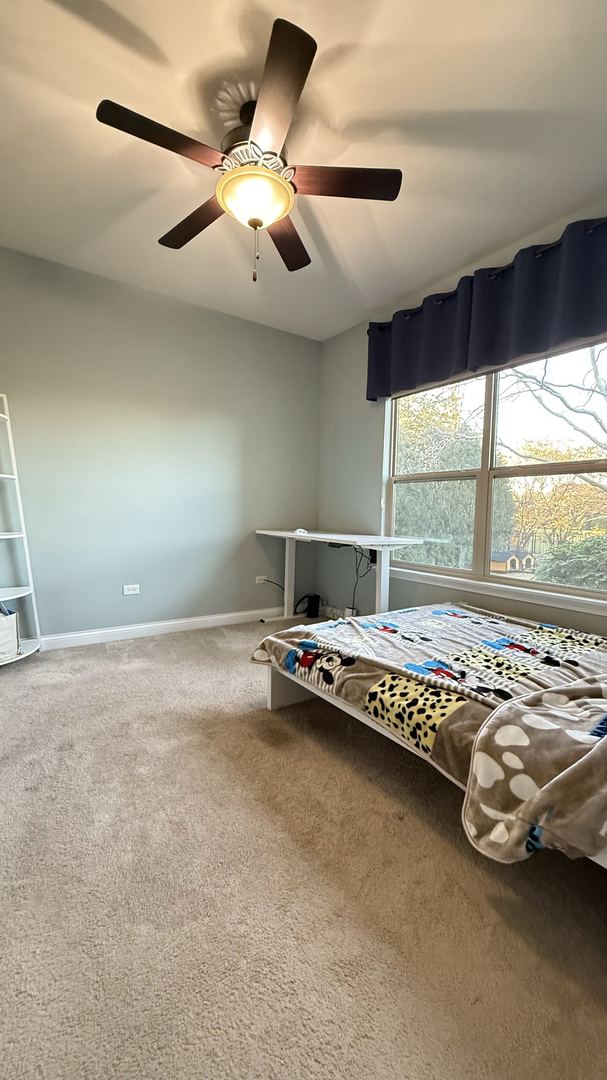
[321,604,359,620]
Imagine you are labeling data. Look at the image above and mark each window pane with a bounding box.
[495,345,607,467]
[393,479,476,569]
[490,473,607,592]
[395,378,485,474]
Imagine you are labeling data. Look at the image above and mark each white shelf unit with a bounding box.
[0,586,33,601]
[0,395,41,665]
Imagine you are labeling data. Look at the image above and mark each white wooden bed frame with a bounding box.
[267,666,607,870]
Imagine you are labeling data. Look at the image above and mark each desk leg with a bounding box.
[284,537,296,617]
[375,548,390,613]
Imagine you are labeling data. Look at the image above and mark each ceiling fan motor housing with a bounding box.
[221,100,260,154]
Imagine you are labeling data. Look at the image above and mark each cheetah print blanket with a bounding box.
[252,605,607,862]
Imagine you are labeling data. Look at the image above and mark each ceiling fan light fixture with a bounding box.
[215,165,294,230]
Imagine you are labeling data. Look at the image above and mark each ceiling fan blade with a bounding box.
[96,100,223,169]
[294,165,402,201]
[158,196,224,249]
[249,19,317,154]
[267,216,311,271]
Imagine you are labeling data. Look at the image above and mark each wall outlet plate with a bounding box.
[255,575,267,585]
[122,584,140,596]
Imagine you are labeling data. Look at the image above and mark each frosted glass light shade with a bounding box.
[215,165,294,229]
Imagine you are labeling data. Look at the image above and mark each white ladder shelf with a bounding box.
[0,393,41,664]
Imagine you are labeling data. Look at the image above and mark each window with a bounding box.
[389,342,607,597]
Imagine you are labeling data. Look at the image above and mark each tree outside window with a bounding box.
[391,343,607,594]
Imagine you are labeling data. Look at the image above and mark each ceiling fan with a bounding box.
[96,18,402,279]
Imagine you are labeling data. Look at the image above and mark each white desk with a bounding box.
[256,530,430,616]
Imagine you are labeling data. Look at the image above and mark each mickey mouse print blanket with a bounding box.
[252,605,607,863]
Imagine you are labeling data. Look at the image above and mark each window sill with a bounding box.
[390,565,607,619]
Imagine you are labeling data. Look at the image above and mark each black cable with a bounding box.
[264,578,285,592]
[351,546,373,613]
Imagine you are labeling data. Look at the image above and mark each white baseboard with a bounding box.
[40,606,284,651]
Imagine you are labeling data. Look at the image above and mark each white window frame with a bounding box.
[387,369,607,616]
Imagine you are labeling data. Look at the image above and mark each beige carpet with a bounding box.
[1,620,606,1080]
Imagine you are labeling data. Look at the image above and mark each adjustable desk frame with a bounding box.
[256,530,427,616]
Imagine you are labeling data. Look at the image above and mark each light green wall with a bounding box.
[0,248,320,635]
[318,322,386,535]
[317,322,607,637]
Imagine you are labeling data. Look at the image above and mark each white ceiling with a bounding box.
[2,0,607,340]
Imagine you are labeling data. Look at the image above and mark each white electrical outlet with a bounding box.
[122,584,140,596]
[255,575,268,585]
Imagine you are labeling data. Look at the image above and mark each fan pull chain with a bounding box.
[249,218,262,282]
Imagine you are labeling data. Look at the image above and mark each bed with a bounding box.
[252,604,607,867]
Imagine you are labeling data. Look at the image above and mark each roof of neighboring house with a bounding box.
[490,548,533,562]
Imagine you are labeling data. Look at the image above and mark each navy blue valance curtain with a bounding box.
[367,216,607,401]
